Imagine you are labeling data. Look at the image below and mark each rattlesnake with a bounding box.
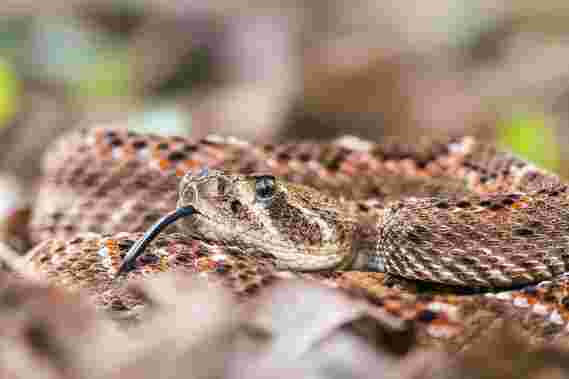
[25,127,569,350]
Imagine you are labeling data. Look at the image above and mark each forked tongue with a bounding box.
[116,206,199,277]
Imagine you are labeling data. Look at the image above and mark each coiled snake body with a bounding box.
[26,127,569,349]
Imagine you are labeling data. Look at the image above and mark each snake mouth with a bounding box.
[115,205,200,277]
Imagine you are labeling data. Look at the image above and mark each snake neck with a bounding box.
[340,206,387,273]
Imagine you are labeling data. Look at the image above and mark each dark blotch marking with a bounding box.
[414,225,430,234]
[486,255,500,264]
[502,198,515,206]
[244,283,261,294]
[325,157,342,171]
[240,161,259,174]
[521,260,538,268]
[132,140,148,149]
[416,160,428,169]
[199,138,221,146]
[298,152,312,162]
[370,186,384,198]
[143,213,160,223]
[109,138,124,147]
[515,228,534,237]
[238,272,250,281]
[133,178,148,188]
[456,200,471,208]
[167,151,186,161]
[407,233,422,244]
[183,144,198,153]
[489,203,503,211]
[139,253,160,264]
[528,221,543,229]
[156,142,169,150]
[111,299,128,311]
[118,240,135,251]
[367,296,384,307]
[175,254,193,263]
[435,201,450,209]
[358,203,370,212]
[276,152,291,161]
[461,256,479,265]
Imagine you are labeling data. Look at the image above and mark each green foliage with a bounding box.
[76,52,131,98]
[0,58,19,129]
[497,113,560,171]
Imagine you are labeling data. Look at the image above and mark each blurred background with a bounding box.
[2,0,569,248]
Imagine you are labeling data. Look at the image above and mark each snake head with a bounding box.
[175,170,358,271]
[116,169,359,276]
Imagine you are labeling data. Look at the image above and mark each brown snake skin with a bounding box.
[25,127,569,351]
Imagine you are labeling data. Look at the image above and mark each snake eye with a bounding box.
[255,175,276,202]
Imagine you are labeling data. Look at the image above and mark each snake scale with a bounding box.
[24,127,569,351]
